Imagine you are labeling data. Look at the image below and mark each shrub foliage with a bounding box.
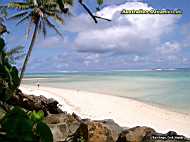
[0,38,53,142]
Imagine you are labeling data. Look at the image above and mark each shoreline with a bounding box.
[20,85,190,137]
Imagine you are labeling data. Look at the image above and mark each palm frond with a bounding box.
[44,1,57,8]
[38,19,47,38]
[42,20,47,38]
[38,19,42,32]
[8,2,33,10]
[64,0,73,6]
[16,14,31,25]
[9,53,25,64]
[14,53,25,61]
[8,11,29,20]
[97,0,104,6]
[6,46,25,57]
[6,46,25,64]
[0,6,8,17]
[46,11,64,25]
[44,17,63,37]
[0,5,8,9]
[53,14,64,24]
[26,18,33,40]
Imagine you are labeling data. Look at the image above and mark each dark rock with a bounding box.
[95,119,123,141]
[116,126,156,142]
[87,121,115,142]
[7,90,189,142]
[117,126,190,142]
[45,113,81,142]
[7,89,63,115]
[47,98,63,114]
[71,120,117,142]
[167,131,178,136]
[148,131,190,142]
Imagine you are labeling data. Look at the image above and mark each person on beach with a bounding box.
[37,80,40,89]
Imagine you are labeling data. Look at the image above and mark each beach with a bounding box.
[20,84,190,137]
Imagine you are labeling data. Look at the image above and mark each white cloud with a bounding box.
[37,36,70,48]
[38,36,61,48]
[156,41,181,55]
[64,2,180,55]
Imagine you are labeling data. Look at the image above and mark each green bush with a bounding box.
[0,107,53,142]
[0,37,20,101]
[0,38,53,142]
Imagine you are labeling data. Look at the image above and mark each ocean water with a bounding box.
[23,70,190,114]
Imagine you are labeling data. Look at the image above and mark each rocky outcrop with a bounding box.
[7,89,63,115]
[45,113,190,142]
[4,89,189,142]
[72,121,115,142]
[45,113,123,142]
[45,113,81,142]
[116,126,190,142]
[116,126,156,142]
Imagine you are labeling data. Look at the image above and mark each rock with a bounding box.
[72,120,118,142]
[95,119,123,141]
[147,131,190,142]
[116,126,156,142]
[7,89,63,115]
[45,113,81,142]
[87,121,115,142]
[47,98,63,114]
[117,126,190,142]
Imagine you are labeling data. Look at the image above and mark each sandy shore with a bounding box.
[20,85,190,137]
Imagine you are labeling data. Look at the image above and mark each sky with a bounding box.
[2,0,190,72]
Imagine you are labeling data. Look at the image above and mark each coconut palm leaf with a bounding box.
[5,0,74,82]
[6,46,25,64]
[97,0,104,5]
[6,46,25,57]
[26,18,33,39]
[53,14,64,24]
[42,20,47,38]
[38,18,47,38]
[8,2,34,10]
[46,11,64,24]
[8,11,29,20]
[16,14,31,25]
[44,17,62,37]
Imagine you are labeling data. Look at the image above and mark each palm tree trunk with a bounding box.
[19,20,39,85]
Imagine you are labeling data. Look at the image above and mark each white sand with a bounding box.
[20,85,190,137]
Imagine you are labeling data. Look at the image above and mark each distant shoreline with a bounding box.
[23,80,190,116]
[20,85,190,137]
[22,71,190,115]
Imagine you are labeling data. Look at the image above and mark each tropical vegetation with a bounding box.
[0,0,108,142]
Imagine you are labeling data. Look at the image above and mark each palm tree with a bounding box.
[0,5,8,36]
[7,0,73,85]
[6,46,25,65]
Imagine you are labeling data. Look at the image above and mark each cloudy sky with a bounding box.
[4,0,190,72]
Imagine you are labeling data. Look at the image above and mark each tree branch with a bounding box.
[78,0,111,23]
[94,15,111,21]
[79,0,98,23]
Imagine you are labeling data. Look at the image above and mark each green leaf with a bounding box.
[97,0,104,5]
[29,110,44,122]
[36,122,53,142]
[0,38,5,51]
[10,66,20,89]
[1,107,34,141]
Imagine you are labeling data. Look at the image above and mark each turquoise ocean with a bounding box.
[23,70,190,114]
